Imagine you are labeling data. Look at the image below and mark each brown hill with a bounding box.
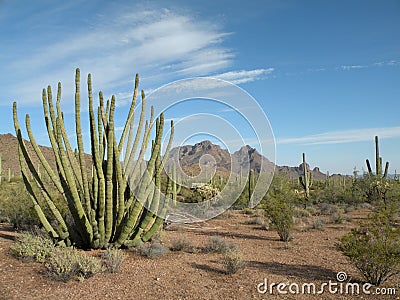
[0,134,328,181]
[0,133,57,179]
[169,140,326,179]
[0,133,92,181]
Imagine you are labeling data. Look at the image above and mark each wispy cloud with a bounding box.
[211,68,274,84]
[340,65,368,70]
[337,60,399,71]
[2,5,245,106]
[277,127,400,145]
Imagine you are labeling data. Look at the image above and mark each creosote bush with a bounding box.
[265,198,294,242]
[337,210,400,286]
[262,175,295,242]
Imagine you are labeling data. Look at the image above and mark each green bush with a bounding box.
[265,197,294,242]
[261,175,295,242]
[337,211,400,286]
[9,231,55,263]
[0,181,39,228]
[101,248,127,273]
[0,180,68,229]
[45,248,103,282]
[223,249,245,274]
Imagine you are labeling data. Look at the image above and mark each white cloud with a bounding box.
[211,68,274,84]
[277,127,400,145]
[3,6,237,106]
[340,65,367,70]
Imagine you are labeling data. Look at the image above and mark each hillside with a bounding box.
[0,134,328,181]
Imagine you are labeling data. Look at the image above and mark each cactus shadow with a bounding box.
[200,231,278,241]
[190,262,226,274]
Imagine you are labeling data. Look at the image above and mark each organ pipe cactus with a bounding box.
[13,68,174,249]
[299,153,312,201]
[366,136,389,179]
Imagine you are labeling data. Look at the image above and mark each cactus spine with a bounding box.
[299,153,312,201]
[13,68,174,249]
[365,136,389,179]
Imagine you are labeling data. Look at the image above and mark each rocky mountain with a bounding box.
[169,140,325,179]
[0,133,91,180]
[0,133,327,180]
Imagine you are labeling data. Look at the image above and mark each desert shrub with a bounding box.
[293,207,311,218]
[45,248,102,282]
[138,242,169,259]
[305,205,318,216]
[344,205,355,213]
[310,218,326,230]
[262,175,295,241]
[0,181,39,228]
[337,211,400,286]
[9,231,55,263]
[329,212,352,224]
[314,184,354,204]
[265,198,294,242]
[223,249,245,274]
[170,238,198,253]
[101,248,127,273]
[318,203,341,215]
[203,236,237,253]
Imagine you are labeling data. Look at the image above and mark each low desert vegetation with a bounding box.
[45,248,103,282]
[222,249,245,274]
[337,208,400,286]
[137,242,170,259]
[203,236,237,254]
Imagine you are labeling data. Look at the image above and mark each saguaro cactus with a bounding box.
[299,153,312,201]
[248,169,255,208]
[366,136,389,179]
[13,68,174,249]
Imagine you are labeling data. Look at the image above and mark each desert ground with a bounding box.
[0,208,398,300]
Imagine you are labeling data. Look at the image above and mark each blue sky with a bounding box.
[0,0,399,174]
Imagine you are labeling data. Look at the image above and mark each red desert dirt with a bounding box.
[0,208,398,300]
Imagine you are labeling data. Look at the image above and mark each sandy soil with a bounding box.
[0,209,398,300]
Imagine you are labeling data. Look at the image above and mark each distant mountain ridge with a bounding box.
[0,134,328,180]
[169,140,327,180]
